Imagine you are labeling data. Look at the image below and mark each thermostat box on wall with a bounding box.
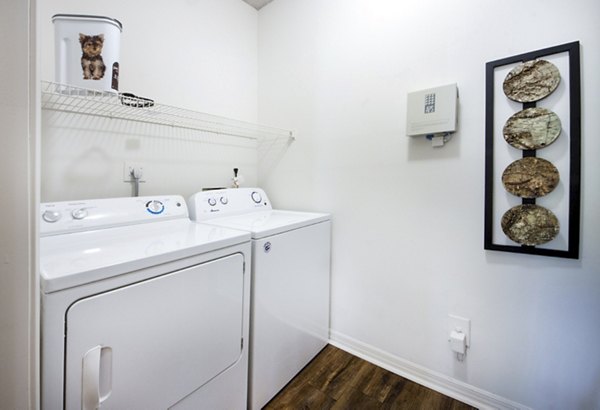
[406,83,458,136]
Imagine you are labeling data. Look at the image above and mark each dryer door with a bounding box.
[64,253,245,410]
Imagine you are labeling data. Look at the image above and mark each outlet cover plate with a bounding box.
[123,161,146,182]
[448,314,471,347]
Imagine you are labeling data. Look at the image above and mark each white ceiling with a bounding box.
[242,0,275,10]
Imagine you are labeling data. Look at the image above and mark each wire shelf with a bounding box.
[41,81,294,141]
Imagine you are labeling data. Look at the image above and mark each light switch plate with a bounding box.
[448,314,471,347]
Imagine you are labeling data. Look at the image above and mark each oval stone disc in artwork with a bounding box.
[501,204,559,246]
[503,59,561,103]
[503,107,561,150]
[502,157,560,198]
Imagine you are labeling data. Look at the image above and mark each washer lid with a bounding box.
[200,210,330,239]
[40,219,250,293]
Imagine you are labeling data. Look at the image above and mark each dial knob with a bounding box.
[42,210,61,223]
[251,191,262,204]
[71,208,88,220]
[146,200,165,214]
[208,198,217,206]
[220,196,228,205]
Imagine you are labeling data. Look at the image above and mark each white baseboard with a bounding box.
[329,330,531,410]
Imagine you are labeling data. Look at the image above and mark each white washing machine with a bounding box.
[40,195,251,410]
[188,188,331,409]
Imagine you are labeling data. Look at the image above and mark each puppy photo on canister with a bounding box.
[79,33,106,80]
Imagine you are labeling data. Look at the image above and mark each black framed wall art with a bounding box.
[484,41,581,259]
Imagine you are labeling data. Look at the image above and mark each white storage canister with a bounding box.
[52,14,122,93]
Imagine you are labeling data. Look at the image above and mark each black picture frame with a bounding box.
[484,41,581,259]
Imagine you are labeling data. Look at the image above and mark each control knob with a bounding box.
[208,198,217,207]
[220,196,228,205]
[146,200,165,214]
[251,191,262,204]
[71,208,88,220]
[42,210,61,223]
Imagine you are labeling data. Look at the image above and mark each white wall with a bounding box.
[258,0,600,408]
[0,0,38,408]
[39,0,259,201]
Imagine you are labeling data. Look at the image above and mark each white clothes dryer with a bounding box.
[40,195,251,410]
[188,188,331,409]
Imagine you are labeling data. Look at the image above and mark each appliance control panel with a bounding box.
[188,188,272,221]
[40,195,188,236]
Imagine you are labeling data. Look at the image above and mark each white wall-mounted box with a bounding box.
[406,83,458,136]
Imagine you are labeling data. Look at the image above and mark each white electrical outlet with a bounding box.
[123,162,146,182]
[448,314,471,347]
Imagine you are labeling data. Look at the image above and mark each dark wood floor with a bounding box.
[264,345,477,410]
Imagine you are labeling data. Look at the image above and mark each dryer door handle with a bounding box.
[82,345,113,409]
